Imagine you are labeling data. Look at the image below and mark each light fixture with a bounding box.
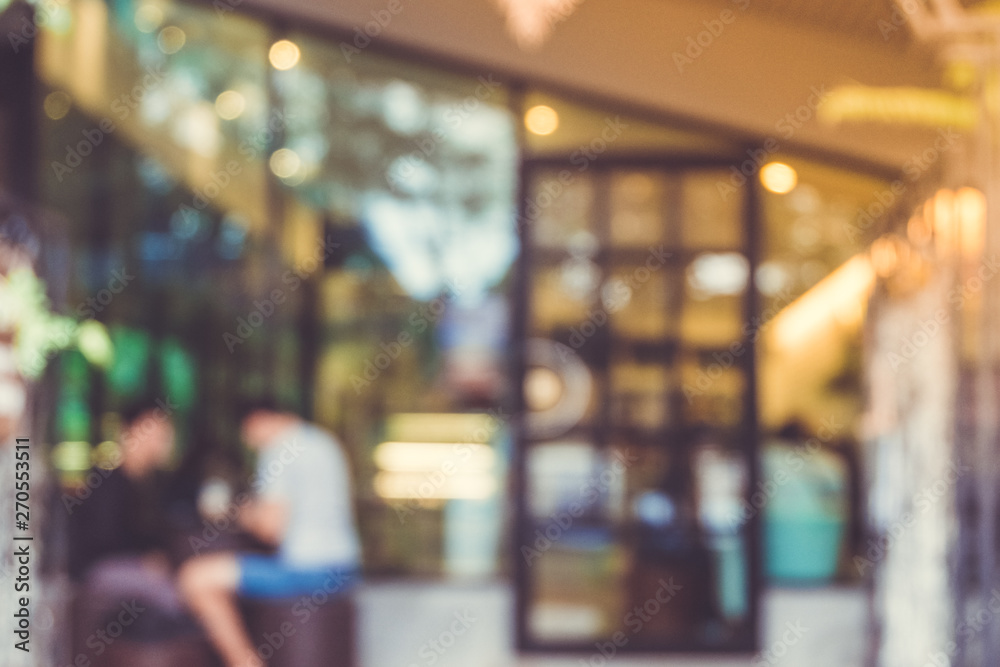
[524,104,559,136]
[870,234,903,278]
[269,39,301,71]
[932,188,956,245]
[372,440,498,500]
[760,162,798,194]
[525,366,563,411]
[373,441,496,473]
[956,186,986,257]
[383,412,501,443]
[373,471,498,500]
[494,0,584,48]
[907,212,932,246]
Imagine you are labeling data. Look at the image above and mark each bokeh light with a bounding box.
[134,3,164,33]
[269,148,301,178]
[215,90,246,120]
[269,39,301,70]
[524,105,559,136]
[43,91,72,120]
[157,26,186,54]
[760,162,798,194]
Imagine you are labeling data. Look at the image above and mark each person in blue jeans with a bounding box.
[179,400,361,667]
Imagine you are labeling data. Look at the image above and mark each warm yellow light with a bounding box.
[215,90,246,120]
[384,412,500,443]
[907,213,932,246]
[269,148,301,179]
[373,441,496,473]
[932,188,956,245]
[52,441,93,472]
[77,320,113,368]
[760,162,798,194]
[525,105,559,136]
[525,366,563,411]
[373,471,497,500]
[92,441,122,470]
[870,235,902,278]
[817,85,978,130]
[134,3,163,33]
[43,91,72,120]
[157,26,186,54]
[956,186,986,257]
[269,39,301,71]
[771,254,875,349]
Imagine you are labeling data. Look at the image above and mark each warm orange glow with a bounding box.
[870,235,904,278]
[956,187,986,258]
[932,188,956,247]
[771,254,875,349]
[495,0,585,49]
[907,213,932,246]
[760,162,798,194]
[524,105,559,136]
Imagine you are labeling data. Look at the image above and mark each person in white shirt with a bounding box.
[179,400,360,667]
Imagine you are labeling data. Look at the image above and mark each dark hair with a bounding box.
[120,397,170,427]
[777,419,811,442]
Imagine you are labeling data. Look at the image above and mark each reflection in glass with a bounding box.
[531,263,595,333]
[605,264,673,339]
[610,360,671,431]
[681,354,746,427]
[681,293,743,348]
[609,171,665,248]
[682,171,743,248]
[532,172,594,248]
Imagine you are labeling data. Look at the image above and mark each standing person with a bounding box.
[179,399,361,667]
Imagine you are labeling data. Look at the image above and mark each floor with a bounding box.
[354,582,868,667]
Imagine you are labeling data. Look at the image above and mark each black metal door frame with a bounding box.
[512,151,763,655]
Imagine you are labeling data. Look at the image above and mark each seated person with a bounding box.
[179,399,361,667]
[67,398,188,633]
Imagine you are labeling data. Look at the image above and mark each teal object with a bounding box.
[761,442,848,584]
[765,516,846,582]
[712,534,749,618]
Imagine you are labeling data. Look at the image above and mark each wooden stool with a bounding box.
[242,594,356,667]
[100,636,218,667]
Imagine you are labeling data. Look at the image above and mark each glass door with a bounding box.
[515,160,760,652]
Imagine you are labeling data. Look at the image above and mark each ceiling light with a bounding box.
[760,162,798,194]
[525,104,559,136]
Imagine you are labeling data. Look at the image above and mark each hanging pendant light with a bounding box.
[494,0,583,48]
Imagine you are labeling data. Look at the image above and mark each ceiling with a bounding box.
[734,0,903,42]
[241,0,949,174]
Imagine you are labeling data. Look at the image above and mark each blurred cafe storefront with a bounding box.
[2,0,914,658]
